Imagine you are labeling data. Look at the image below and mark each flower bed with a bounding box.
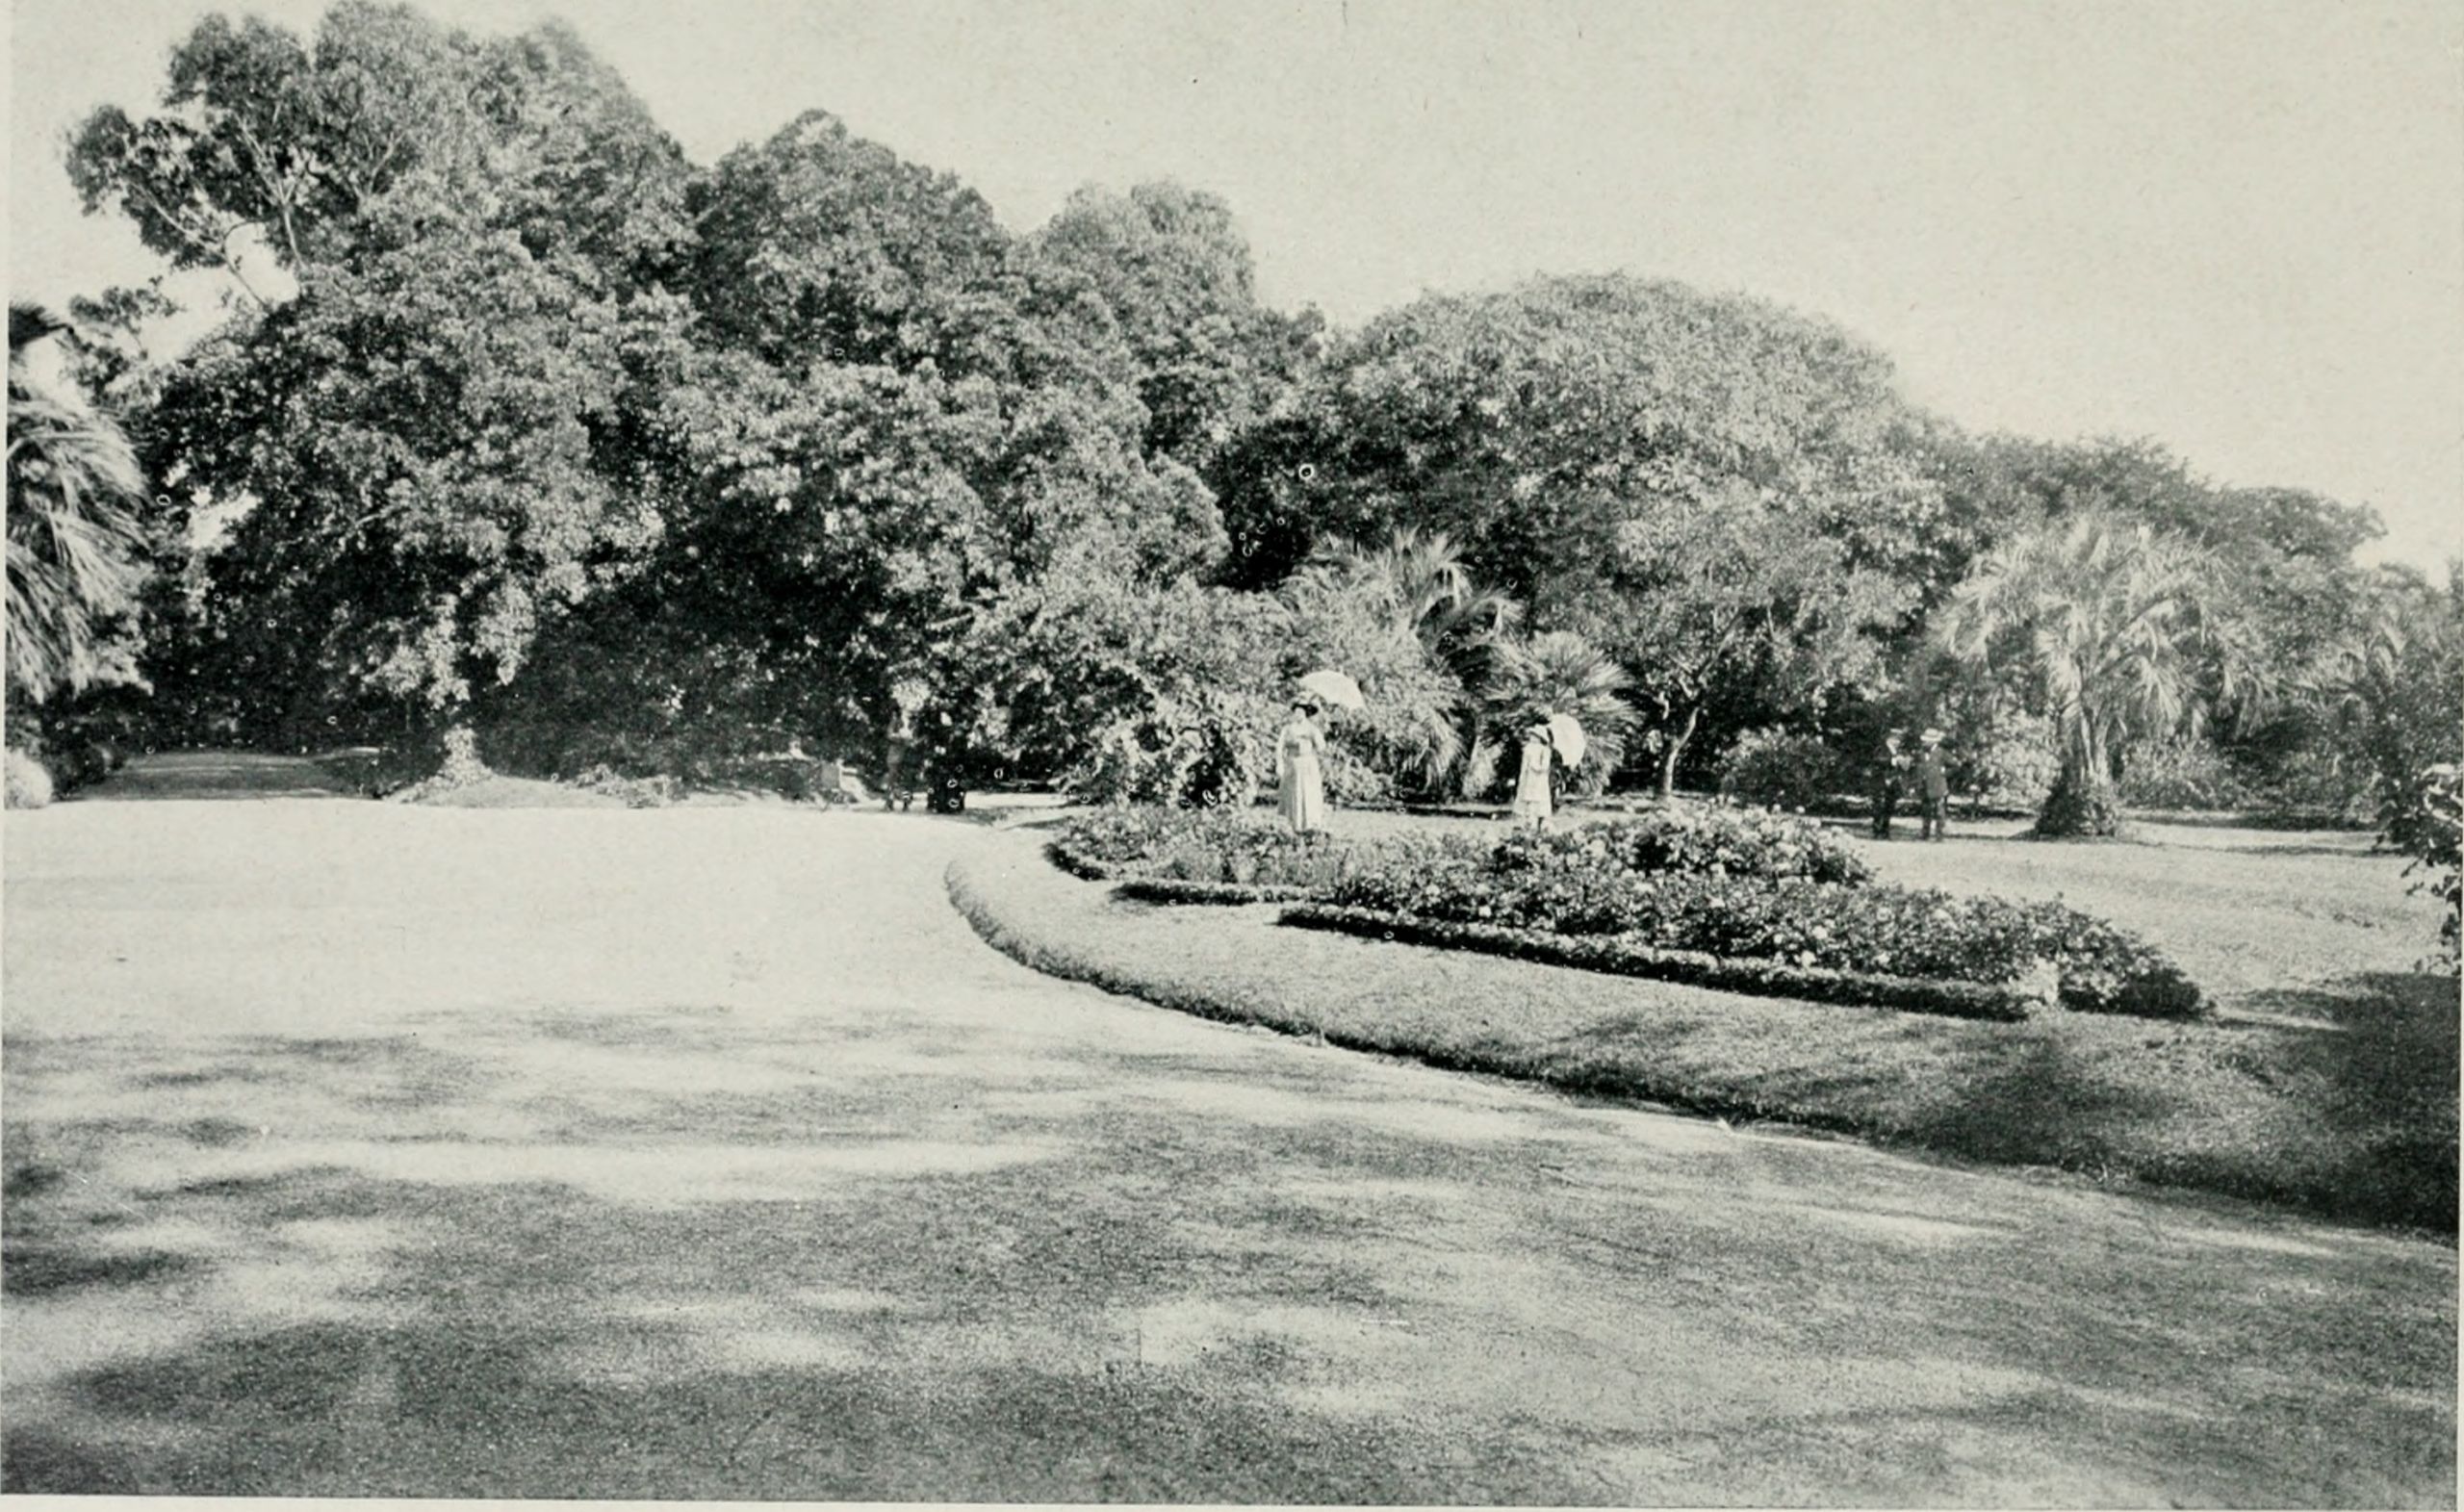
[1052,807,1357,890]
[1281,904,2041,1021]
[1055,800,2203,1017]
[1331,835,2202,1018]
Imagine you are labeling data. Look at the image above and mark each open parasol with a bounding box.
[1546,713,1587,768]
[1297,668,1366,711]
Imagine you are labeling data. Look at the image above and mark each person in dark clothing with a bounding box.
[1916,728,1951,841]
[1870,730,1909,839]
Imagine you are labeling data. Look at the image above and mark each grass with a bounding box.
[6,794,2453,1502]
[952,817,2459,1236]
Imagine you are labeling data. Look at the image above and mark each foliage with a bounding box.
[1027,180,1318,474]
[1583,498,1910,793]
[1935,510,2263,836]
[5,748,56,809]
[1510,803,1872,885]
[1328,837,2198,1016]
[85,5,699,740]
[7,305,152,708]
[1054,806,1355,889]
[2402,765,2461,973]
[2117,736,2254,811]
[1716,727,1841,810]
[1474,629,1636,797]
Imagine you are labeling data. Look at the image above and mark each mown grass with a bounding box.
[950,833,2458,1236]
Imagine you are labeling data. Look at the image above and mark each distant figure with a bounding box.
[1871,729,1909,839]
[883,727,916,811]
[1276,701,1328,835]
[1512,722,1556,832]
[1916,728,1950,841]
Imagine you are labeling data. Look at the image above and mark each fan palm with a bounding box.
[1935,511,2261,836]
[7,303,150,706]
[1476,628,1638,797]
[1310,526,1525,795]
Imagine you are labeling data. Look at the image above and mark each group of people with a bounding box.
[1275,700,1567,837]
[1871,726,1952,841]
[1281,696,1954,842]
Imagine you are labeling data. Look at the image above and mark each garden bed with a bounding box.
[1280,904,2041,1020]
[1054,802,2204,1019]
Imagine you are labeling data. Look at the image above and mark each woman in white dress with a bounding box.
[1511,722,1555,831]
[1276,702,1329,835]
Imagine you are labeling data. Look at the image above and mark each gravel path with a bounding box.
[2,787,2452,1502]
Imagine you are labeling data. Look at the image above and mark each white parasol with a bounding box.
[1547,713,1587,768]
[1297,669,1366,710]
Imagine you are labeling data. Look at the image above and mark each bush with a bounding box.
[5,749,55,809]
[1716,728,1840,810]
[1536,802,1873,886]
[2118,737,2253,811]
[2402,764,2461,973]
[1329,831,2200,1017]
[574,764,681,808]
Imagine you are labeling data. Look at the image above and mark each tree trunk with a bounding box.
[1658,705,1700,799]
[2035,750,2122,837]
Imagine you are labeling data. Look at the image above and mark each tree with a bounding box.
[1934,512,2265,836]
[1584,497,1908,796]
[1217,273,1950,601]
[1028,181,1319,474]
[71,5,698,747]
[6,304,151,707]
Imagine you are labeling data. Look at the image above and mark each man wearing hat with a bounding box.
[1915,728,1951,841]
[1870,729,1909,839]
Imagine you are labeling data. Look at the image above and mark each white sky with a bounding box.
[10,0,2461,568]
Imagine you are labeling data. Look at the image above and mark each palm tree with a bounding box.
[1476,628,1639,798]
[8,302,150,706]
[1313,526,1525,795]
[1935,511,2261,836]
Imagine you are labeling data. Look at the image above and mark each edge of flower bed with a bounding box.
[1278,904,2043,1022]
[1116,877,1313,906]
[1048,836,1313,905]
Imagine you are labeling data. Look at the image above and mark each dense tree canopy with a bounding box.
[28,0,2448,846]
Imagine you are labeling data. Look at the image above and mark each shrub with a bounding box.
[574,764,680,808]
[2118,737,2253,811]
[1716,728,1841,810]
[1503,801,1872,886]
[5,748,54,809]
[2402,764,2461,973]
[1055,806,1357,890]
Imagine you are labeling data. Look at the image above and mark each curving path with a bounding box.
[2,789,2454,1502]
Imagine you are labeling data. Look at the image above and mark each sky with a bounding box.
[9,0,2462,568]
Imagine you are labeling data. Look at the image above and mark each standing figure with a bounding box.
[1511,722,1556,831]
[1871,729,1909,839]
[1916,728,1950,841]
[1277,702,1328,836]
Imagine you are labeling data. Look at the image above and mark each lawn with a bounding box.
[955,805,2457,1234]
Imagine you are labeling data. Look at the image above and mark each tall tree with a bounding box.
[1934,512,2266,836]
[1029,181,1318,474]
[71,5,697,745]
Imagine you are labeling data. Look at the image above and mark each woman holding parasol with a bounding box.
[1280,670,1361,837]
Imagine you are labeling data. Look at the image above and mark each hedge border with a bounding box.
[1045,838,1119,882]
[1278,904,2042,1022]
[1116,877,1312,906]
